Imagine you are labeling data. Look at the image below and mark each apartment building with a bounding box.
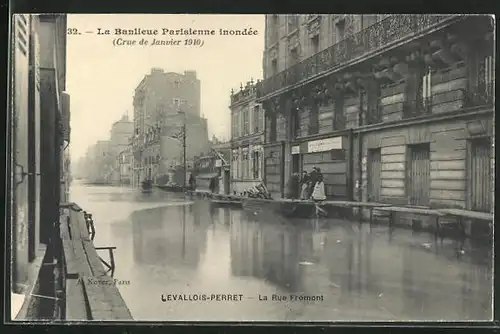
[229,80,265,194]
[257,15,494,230]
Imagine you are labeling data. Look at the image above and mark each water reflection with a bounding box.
[228,212,492,320]
[131,204,208,268]
[72,183,492,320]
[230,213,303,292]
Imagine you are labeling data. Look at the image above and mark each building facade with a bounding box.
[257,15,494,229]
[193,141,231,193]
[8,14,69,318]
[131,68,210,187]
[117,144,133,185]
[229,81,265,194]
[108,114,133,184]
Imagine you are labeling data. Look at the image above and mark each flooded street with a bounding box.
[70,182,493,321]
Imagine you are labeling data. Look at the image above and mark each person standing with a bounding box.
[311,170,327,216]
[300,171,310,200]
[286,173,301,199]
[308,167,320,198]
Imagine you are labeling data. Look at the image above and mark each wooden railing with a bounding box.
[257,15,463,98]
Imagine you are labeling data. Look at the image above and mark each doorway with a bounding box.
[292,154,302,174]
[224,169,230,195]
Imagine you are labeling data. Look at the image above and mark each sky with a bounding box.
[66,14,265,161]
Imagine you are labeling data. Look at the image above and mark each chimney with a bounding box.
[151,67,164,74]
[183,70,197,79]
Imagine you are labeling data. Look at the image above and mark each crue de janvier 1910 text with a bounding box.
[66,27,260,48]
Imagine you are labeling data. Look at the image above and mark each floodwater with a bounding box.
[69,181,493,321]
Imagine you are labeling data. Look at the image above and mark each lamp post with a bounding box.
[175,109,187,192]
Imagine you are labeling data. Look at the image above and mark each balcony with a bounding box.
[365,84,494,124]
[231,81,258,105]
[257,15,464,99]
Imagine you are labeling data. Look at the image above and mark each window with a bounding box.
[287,14,299,33]
[271,15,279,44]
[336,19,345,42]
[483,55,494,98]
[173,98,182,108]
[289,49,299,66]
[404,66,432,119]
[232,112,238,139]
[311,35,319,54]
[361,15,378,29]
[236,111,242,138]
[232,149,239,179]
[419,66,432,109]
[308,103,319,135]
[252,151,261,179]
[242,107,249,136]
[366,84,382,125]
[468,137,492,212]
[253,105,260,132]
[259,106,265,132]
[333,96,345,130]
[271,59,278,76]
[242,149,249,179]
[367,148,381,202]
[406,143,430,206]
[269,114,277,143]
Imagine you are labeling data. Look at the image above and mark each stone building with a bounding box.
[131,68,210,187]
[229,80,265,194]
[257,15,494,228]
[108,114,133,184]
[117,144,133,185]
[9,14,70,319]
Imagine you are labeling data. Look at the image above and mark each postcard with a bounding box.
[7,13,494,323]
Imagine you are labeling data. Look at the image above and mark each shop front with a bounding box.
[290,135,349,200]
[231,140,265,195]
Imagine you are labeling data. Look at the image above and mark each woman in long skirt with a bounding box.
[300,171,310,200]
[311,174,327,216]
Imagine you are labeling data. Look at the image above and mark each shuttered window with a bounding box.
[406,143,430,206]
[367,148,381,202]
[468,137,492,212]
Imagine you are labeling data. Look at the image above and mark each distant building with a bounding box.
[117,144,133,185]
[131,68,210,187]
[84,140,113,184]
[229,80,265,194]
[109,114,133,184]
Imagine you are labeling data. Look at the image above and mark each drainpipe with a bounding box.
[347,128,354,201]
[357,98,364,203]
[280,140,286,198]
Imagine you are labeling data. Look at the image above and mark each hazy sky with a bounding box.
[66,14,265,161]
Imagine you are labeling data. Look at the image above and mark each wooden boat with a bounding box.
[241,198,315,219]
[157,184,184,193]
[210,194,243,208]
[141,179,153,193]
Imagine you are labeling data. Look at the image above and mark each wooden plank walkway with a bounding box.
[60,203,133,321]
[438,208,494,221]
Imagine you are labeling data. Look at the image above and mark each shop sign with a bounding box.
[291,146,300,155]
[307,137,343,153]
[215,159,222,167]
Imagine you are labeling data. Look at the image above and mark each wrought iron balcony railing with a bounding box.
[257,14,462,98]
[465,82,494,107]
[402,97,432,119]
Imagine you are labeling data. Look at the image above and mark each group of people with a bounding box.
[288,167,326,201]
